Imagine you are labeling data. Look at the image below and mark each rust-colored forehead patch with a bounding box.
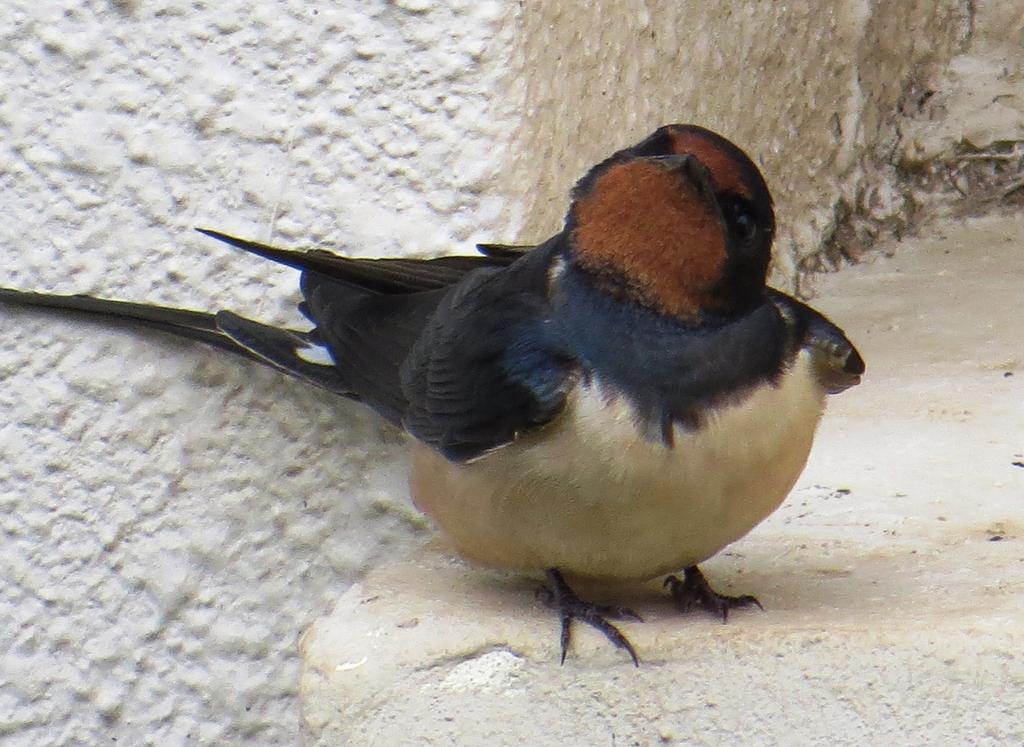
[570,159,728,319]
[665,127,752,200]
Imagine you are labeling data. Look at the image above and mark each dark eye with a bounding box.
[722,196,758,245]
[734,211,756,242]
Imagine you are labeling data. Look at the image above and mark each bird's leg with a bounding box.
[663,565,763,622]
[536,568,643,667]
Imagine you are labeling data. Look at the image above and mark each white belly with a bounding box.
[410,351,826,582]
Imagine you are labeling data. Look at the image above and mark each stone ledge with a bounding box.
[300,213,1024,744]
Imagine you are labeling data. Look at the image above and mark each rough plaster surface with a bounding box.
[0,1,513,744]
[0,0,1011,744]
[301,212,1024,745]
[897,2,1024,219]
[903,4,1024,163]
[501,0,971,285]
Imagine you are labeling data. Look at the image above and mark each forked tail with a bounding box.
[0,288,349,394]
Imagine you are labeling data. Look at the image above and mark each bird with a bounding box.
[0,124,864,666]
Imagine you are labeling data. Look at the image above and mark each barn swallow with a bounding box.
[0,124,863,666]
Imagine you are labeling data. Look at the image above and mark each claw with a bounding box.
[665,566,763,623]
[538,568,641,666]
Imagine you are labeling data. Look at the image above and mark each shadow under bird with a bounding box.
[0,124,864,665]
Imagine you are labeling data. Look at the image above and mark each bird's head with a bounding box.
[564,124,775,321]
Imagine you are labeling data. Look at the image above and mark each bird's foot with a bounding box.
[536,568,643,667]
[664,565,762,623]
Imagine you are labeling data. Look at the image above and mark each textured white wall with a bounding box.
[0,0,982,743]
[500,0,969,285]
[0,1,516,744]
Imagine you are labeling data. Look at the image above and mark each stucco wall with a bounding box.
[500,1,970,285]
[0,1,990,744]
[0,2,515,744]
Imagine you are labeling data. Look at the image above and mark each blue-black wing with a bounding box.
[399,243,577,462]
[766,289,864,393]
